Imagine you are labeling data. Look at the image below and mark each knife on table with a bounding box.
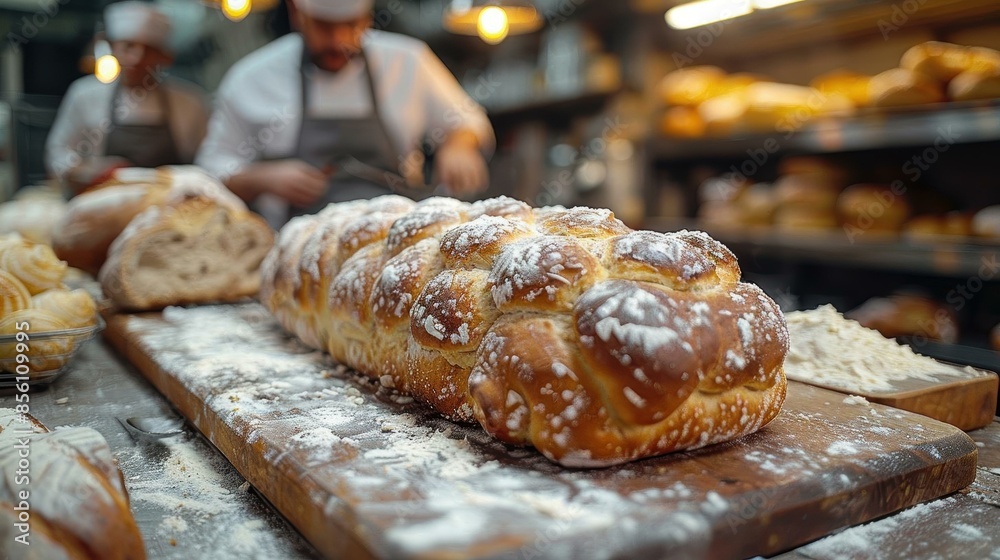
[336,156,447,199]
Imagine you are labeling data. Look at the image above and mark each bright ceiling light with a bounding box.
[477,6,510,44]
[444,1,544,44]
[665,0,805,29]
[665,0,752,30]
[753,0,804,8]
[95,54,120,84]
[222,0,251,21]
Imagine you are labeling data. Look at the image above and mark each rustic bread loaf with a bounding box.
[0,408,145,560]
[53,166,247,276]
[100,197,274,311]
[261,196,788,467]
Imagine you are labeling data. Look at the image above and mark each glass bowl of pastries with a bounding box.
[0,233,103,388]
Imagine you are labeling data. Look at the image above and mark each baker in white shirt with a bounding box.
[195,0,494,220]
[46,1,209,194]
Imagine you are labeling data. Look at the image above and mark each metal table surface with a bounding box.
[3,337,999,560]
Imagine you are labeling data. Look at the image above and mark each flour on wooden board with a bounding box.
[784,305,983,393]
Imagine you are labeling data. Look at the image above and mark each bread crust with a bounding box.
[261,197,789,466]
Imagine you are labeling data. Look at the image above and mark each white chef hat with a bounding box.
[104,1,172,51]
[295,0,374,21]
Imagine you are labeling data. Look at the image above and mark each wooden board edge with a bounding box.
[871,374,999,431]
[101,317,377,560]
[724,432,979,558]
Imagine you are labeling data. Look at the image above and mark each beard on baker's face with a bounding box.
[309,47,360,72]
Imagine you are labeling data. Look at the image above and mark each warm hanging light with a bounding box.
[753,0,804,8]
[444,0,544,45]
[665,0,805,30]
[93,40,120,84]
[477,6,509,44]
[221,0,251,21]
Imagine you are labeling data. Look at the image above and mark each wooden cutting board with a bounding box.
[102,303,979,560]
[788,368,998,431]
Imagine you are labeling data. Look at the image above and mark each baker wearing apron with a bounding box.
[45,1,209,194]
[104,82,183,169]
[292,44,395,217]
[196,0,495,223]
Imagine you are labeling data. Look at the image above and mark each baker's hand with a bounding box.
[238,160,331,208]
[434,130,489,196]
[65,156,131,194]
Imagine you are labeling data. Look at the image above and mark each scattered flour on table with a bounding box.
[117,431,303,560]
[798,497,956,557]
[785,305,978,393]
[160,516,188,534]
[950,523,984,542]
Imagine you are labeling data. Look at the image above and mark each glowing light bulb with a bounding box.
[477,6,509,44]
[94,54,120,84]
[222,0,251,22]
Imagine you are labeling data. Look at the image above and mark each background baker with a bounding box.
[195,0,495,225]
[45,1,210,195]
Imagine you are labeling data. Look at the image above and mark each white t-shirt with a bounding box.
[45,75,209,179]
[195,31,495,180]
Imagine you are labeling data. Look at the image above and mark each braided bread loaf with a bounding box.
[261,196,788,467]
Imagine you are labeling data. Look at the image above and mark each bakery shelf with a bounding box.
[649,100,1000,160]
[484,87,620,126]
[645,217,1000,278]
[894,337,1000,374]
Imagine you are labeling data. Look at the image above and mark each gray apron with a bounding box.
[105,82,183,168]
[291,44,398,217]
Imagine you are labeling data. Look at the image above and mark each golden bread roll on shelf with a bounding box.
[659,65,727,106]
[773,206,839,231]
[261,196,789,467]
[736,183,778,226]
[869,68,945,108]
[973,205,1000,238]
[811,69,872,108]
[846,294,959,344]
[902,215,946,240]
[948,67,1000,102]
[659,105,706,137]
[900,41,973,83]
[697,92,748,136]
[774,176,840,210]
[837,184,911,233]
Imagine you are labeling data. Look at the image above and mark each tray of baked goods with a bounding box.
[0,233,105,388]
[77,183,988,559]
